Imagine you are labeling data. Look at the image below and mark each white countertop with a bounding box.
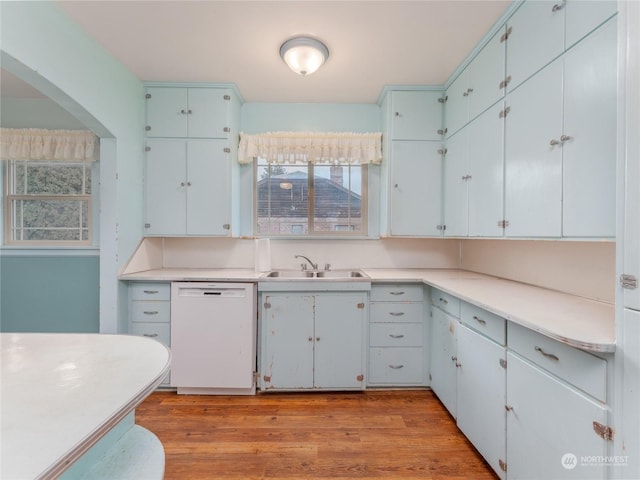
[1,333,171,480]
[119,267,615,353]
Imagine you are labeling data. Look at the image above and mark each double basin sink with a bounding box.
[264,270,368,279]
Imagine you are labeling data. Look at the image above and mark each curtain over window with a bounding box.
[0,128,99,162]
[238,131,382,165]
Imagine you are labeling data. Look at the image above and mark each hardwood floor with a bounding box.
[136,390,497,480]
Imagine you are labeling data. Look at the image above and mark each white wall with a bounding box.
[460,239,616,303]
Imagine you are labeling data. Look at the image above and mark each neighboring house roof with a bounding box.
[257,171,361,218]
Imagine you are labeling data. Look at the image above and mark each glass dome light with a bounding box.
[279,36,329,76]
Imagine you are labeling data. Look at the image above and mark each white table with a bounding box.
[1,333,171,480]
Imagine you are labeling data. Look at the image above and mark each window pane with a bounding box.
[256,160,309,235]
[313,165,363,233]
[11,199,89,241]
[14,162,90,195]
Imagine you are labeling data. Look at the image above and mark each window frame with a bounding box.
[4,160,94,247]
[253,159,369,238]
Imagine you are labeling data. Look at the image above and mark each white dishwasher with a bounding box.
[170,282,256,395]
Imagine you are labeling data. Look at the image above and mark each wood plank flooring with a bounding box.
[136,390,497,480]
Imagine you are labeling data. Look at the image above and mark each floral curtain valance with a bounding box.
[0,128,99,162]
[238,131,382,165]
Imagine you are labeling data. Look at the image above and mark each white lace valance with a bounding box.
[0,128,99,162]
[238,131,382,165]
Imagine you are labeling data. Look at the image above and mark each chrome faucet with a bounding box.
[295,255,318,271]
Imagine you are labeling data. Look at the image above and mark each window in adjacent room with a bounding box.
[5,160,93,244]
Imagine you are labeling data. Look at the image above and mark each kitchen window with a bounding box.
[255,158,367,236]
[5,160,93,245]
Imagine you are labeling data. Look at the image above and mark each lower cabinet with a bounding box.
[260,291,367,391]
[128,282,171,386]
[429,306,458,417]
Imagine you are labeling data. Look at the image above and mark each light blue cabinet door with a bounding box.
[468,26,506,121]
[445,69,469,138]
[506,0,565,92]
[185,139,230,235]
[505,60,563,237]
[506,352,607,479]
[443,129,469,237]
[390,141,442,236]
[456,324,506,480]
[565,0,617,48]
[187,88,231,139]
[144,139,187,235]
[145,87,188,138]
[562,18,617,237]
[261,294,315,390]
[468,102,505,237]
[314,294,365,389]
[430,308,457,418]
[390,91,443,141]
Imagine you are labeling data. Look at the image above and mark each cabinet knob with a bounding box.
[552,0,566,12]
[560,134,573,142]
[180,109,187,114]
[308,336,313,342]
[550,139,561,146]
[505,405,514,412]
[316,337,321,341]
[394,112,401,117]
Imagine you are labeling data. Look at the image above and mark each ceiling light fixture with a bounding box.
[279,36,329,76]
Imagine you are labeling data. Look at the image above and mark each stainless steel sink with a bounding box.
[263,270,368,279]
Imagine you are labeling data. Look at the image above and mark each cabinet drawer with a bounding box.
[370,323,424,347]
[431,288,461,318]
[130,322,171,347]
[130,301,170,323]
[130,283,170,301]
[460,302,506,345]
[370,302,424,323]
[371,284,424,302]
[368,348,425,385]
[508,322,606,402]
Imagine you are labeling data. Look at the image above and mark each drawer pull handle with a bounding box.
[143,311,159,315]
[389,312,405,317]
[389,334,405,339]
[389,291,405,296]
[535,346,560,362]
[143,290,159,294]
[142,333,159,338]
[389,364,404,369]
[473,315,487,325]
[439,297,449,304]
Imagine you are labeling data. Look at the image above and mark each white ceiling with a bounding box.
[50,0,511,104]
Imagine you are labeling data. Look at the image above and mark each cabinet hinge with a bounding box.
[145,126,151,131]
[437,128,448,135]
[620,274,638,289]
[223,147,231,153]
[437,148,448,156]
[498,220,510,228]
[498,106,511,118]
[357,303,365,309]
[436,224,446,231]
[499,75,512,90]
[438,96,448,104]
[429,373,432,381]
[500,26,513,43]
[145,146,151,152]
[499,358,507,369]
[223,94,231,100]
[144,223,151,229]
[263,375,271,382]
[357,374,364,382]
[499,459,507,472]
[264,302,271,309]
[145,93,152,99]
[223,127,231,133]
[223,223,231,230]
[593,421,614,441]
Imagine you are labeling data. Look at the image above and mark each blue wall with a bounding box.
[1,255,99,333]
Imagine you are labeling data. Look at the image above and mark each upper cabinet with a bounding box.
[145,87,236,139]
[445,27,506,137]
[144,84,241,237]
[565,0,617,49]
[389,90,444,141]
